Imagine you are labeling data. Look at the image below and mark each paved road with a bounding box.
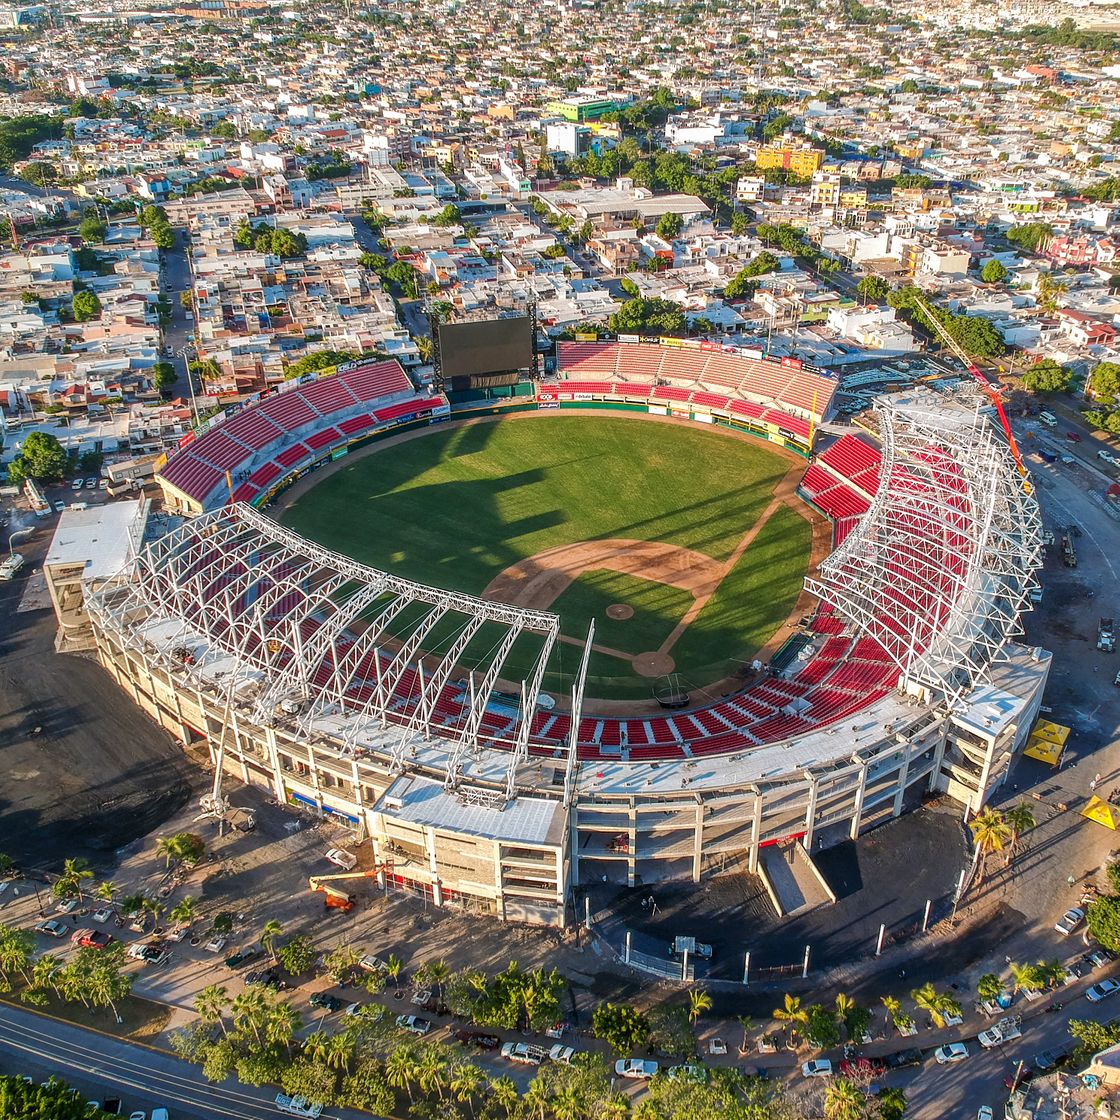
[161,228,198,408]
[0,1003,385,1120]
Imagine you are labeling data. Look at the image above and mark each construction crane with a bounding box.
[308,868,387,912]
[910,292,1032,493]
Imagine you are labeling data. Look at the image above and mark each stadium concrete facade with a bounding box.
[83,347,1049,928]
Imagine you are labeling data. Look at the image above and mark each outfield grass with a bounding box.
[281,416,808,698]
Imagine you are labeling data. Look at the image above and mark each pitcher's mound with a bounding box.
[606,603,634,620]
[632,651,675,677]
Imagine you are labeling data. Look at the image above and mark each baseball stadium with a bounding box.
[84,335,1050,928]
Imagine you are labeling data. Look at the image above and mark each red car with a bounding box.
[70,928,114,949]
[1067,431,1082,442]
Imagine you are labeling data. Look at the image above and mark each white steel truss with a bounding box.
[805,390,1043,704]
[88,504,562,782]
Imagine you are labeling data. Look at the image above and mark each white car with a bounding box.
[549,1044,576,1064]
[91,906,113,923]
[1087,979,1120,1002]
[53,500,65,513]
[204,936,227,953]
[325,848,357,870]
[978,1108,993,1120]
[1098,450,1118,465]
[395,1014,431,1035]
[358,954,387,973]
[935,1043,969,1064]
[55,898,79,914]
[801,1059,833,1078]
[667,1063,707,1082]
[1055,907,1085,935]
[501,1042,545,1065]
[977,1028,1003,1049]
[85,478,98,489]
[615,1058,658,1079]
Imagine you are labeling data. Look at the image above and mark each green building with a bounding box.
[545,95,632,122]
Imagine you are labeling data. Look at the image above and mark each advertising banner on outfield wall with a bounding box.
[617,334,639,344]
[692,412,714,423]
[537,390,558,402]
[647,405,668,415]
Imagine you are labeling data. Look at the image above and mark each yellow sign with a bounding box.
[1082,796,1120,831]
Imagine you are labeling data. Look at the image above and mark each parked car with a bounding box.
[455,1030,500,1049]
[935,1043,969,1064]
[90,907,113,924]
[801,1059,833,1078]
[204,936,227,953]
[246,969,287,990]
[127,942,170,965]
[977,1108,993,1120]
[70,928,113,949]
[1033,1047,1069,1072]
[549,1045,577,1065]
[224,946,261,969]
[55,898,79,914]
[325,848,357,871]
[1066,431,1082,442]
[667,1063,707,1082]
[1089,949,1117,969]
[396,1015,432,1036]
[358,954,387,973]
[885,1049,923,1070]
[71,478,84,490]
[34,919,68,937]
[1098,450,1119,466]
[501,1042,547,1065]
[615,1058,658,1080]
[1055,907,1085,935]
[53,500,65,513]
[1086,979,1120,1002]
[309,992,345,1013]
[85,478,98,489]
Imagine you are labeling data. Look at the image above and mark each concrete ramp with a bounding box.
[758,841,835,917]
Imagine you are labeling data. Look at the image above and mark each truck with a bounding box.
[1099,618,1116,654]
[1061,533,1077,568]
[978,1015,1022,1049]
[274,1095,323,1118]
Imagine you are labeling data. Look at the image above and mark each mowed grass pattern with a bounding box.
[280,417,808,698]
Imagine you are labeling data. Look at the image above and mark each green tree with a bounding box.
[724,269,759,300]
[79,216,107,244]
[877,1086,908,1120]
[10,430,68,483]
[170,895,199,929]
[260,919,283,962]
[977,973,1003,1003]
[71,290,102,322]
[1006,222,1052,254]
[195,983,230,1036]
[433,203,463,227]
[1088,895,1120,952]
[656,211,683,240]
[981,260,1008,284]
[52,856,94,902]
[730,210,750,236]
[0,926,35,991]
[969,808,1012,884]
[856,275,890,304]
[1004,801,1037,865]
[1070,1017,1120,1064]
[592,1002,651,1054]
[804,1003,842,1049]
[0,1075,106,1118]
[1090,361,1120,405]
[608,296,686,335]
[151,360,177,394]
[340,1060,395,1112]
[281,1056,337,1104]
[1021,359,1072,394]
[277,934,317,976]
[773,993,809,1044]
[824,1077,866,1120]
[743,250,780,277]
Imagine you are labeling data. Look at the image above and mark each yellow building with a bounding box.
[755,143,825,177]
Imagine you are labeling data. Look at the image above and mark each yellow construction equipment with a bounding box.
[308,869,381,912]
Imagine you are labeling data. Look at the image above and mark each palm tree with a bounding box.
[1004,802,1037,866]
[834,993,856,1035]
[260,919,283,962]
[265,1001,302,1054]
[449,1060,484,1116]
[119,893,146,920]
[969,808,1012,885]
[523,1077,550,1120]
[688,988,712,1025]
[302,1030,331,1064]
[95,881,117,905]
[324,1031,354,1073]
[416,1045,449,1100]
[552,1087,583,1120]
[54,857,94,902]
[824,1078,866,1120]
[194,984,230,1036]
[881,995,902,1028]
[140,897,164,932]
[384,952,403,986]
[169,896,198,929]
[977,973,1003,1004]
[488,1075,519,1117]
[155,835,178,869]
[911,982,946,1028]
[231,987,270,1046]
[600,1094,630,1120]
[737,1014,753,1055]
[1009,961,1044,996]
[425,957,452,998]
[773,993,808,1044]
[386,1043,420,1104]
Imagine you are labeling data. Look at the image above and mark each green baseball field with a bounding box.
[279,415,813,700]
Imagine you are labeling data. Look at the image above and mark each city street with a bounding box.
[0,1002,384,1120]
